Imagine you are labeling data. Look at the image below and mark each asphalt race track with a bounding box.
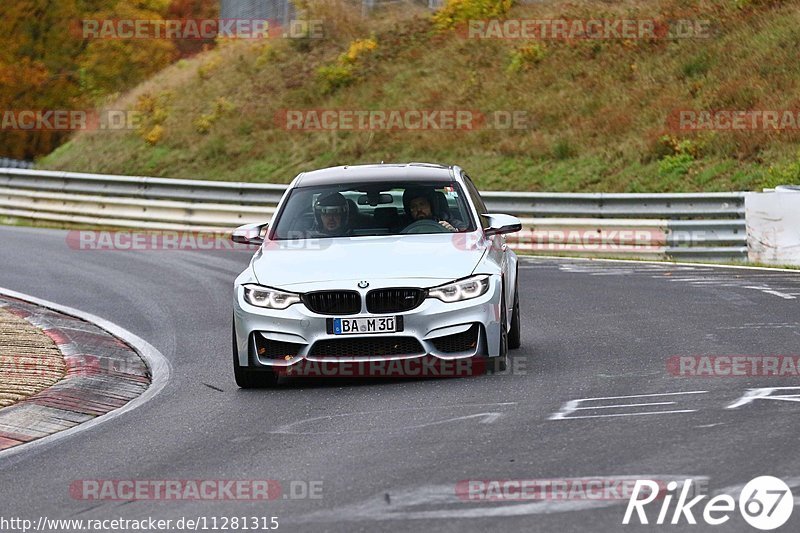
[1,225,799,532]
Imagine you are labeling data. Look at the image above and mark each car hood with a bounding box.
[251,233,485,289]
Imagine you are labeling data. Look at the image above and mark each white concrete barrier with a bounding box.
[746,190,800,266]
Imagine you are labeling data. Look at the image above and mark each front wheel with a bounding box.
[490,289,509,373]
[232,321,278,388]
[508,275,521,350]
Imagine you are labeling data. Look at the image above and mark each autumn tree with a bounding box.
[0,0,217,159]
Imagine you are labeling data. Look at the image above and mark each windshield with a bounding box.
[270,180,476,240]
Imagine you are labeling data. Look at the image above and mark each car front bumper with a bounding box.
[233,275,504,374]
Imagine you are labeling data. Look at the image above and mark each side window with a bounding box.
[462,173,489,229]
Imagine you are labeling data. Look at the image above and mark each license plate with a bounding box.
[333,317,396,335]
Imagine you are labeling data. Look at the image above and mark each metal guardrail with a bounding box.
[0,168,748,261]
[481,191,745,219]
[0,169,285,204]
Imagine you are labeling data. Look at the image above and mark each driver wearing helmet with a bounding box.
[314,192,352,236]
[402,187,458,232]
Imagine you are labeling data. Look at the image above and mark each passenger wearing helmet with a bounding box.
[314,192,351,236]
[402,187,458,232]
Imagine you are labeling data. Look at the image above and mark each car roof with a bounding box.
[293,163,458,188]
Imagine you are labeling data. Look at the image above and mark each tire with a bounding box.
[491,288,509,373]
[508,275,521,350]
[232,321,279,388]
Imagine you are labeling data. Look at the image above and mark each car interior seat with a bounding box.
[373,206,399,231]
[433,191,452,221]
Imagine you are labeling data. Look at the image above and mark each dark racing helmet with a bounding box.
[402,186,437,218]
[314,192,350,235]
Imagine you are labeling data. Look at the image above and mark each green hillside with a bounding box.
[40,0,800,192]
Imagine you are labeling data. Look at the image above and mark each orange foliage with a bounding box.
[0,0,217,159]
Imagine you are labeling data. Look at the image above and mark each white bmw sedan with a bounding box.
[231,162,522,387]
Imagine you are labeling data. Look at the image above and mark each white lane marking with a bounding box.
[664,277,800,294]
[0,286,172,466]
[744,286,797,299]
[272,403,516,434]
[566,391,708,401]
[274,412,506,434]
[597,371,663,379]
[666,277,718,282]
[727,387,800,409]
[667,275,798,281]
[553,410,697,420]
[550,256,800,302]
[770,291,800,295]
[716,323,800,330]
[477,413,503,424]
[521,254,800,273]
[670,282,748,287]
[549,391,708,420]
[573,402,675,410]
[557,267,636,276]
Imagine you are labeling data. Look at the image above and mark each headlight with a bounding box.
[242,284,301,309]
[428,275,490,303]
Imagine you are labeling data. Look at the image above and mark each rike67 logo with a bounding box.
[623,477,793,530]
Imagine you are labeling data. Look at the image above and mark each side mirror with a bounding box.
[483,214,522,237]
[231,222,268,245]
